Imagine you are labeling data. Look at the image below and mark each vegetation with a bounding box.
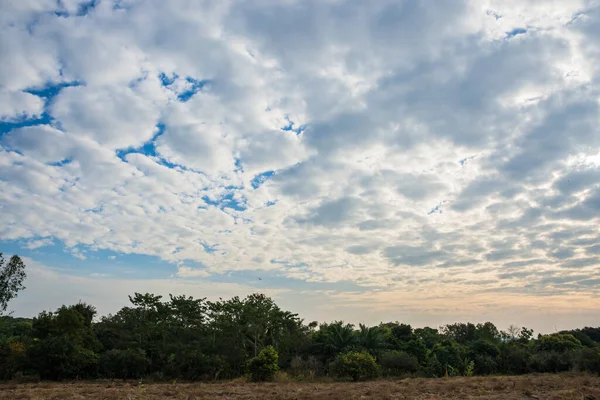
[0,253,599,383]
[247,345,279,382]
[0,254,26,316]
[0,293,599,382]
[330,350,379,381]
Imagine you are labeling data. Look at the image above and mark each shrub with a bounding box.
[99,348,149,379]
[26,337,99,380]
[379,351,418,376]
[290,355,322,378]
[401,339,428,364]
[71,347,100,378]
[464,360,475,376]
[536,334,582,352]
[469,340,500,358]
[425,354,444,377]
[330,351,379,381]
[575,347,600,375]
[167,350,224,381]
[247,346,279,382]
[500,343,531,375]
[0,340,25,380]
[473,354,498,375]
[528,350,575,373]
[424,341,464,377]
[430,341,464,373]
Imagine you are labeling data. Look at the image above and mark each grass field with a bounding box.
[1,374,599,399]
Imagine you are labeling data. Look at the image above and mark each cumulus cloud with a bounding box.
[1,0,600,328]
[0,89,45,122]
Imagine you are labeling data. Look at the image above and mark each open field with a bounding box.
[1,374,599,400]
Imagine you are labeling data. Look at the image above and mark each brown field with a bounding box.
[1,374,599,400]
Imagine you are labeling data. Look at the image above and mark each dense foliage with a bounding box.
[1,291,599,381]
[247,345,279,381]
[330,350,379,381]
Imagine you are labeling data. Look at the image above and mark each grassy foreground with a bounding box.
[0,374,599,399]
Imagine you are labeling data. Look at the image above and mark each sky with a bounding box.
[1,0,600,334]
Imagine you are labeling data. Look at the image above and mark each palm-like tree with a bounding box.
[331,322,356,352]
[358,323,386,355]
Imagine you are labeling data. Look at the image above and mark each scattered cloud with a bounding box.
[24,238,54,250]
[176,266,211,278]
[1,0,600,330]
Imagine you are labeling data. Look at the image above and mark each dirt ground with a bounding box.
[1,374,599,400]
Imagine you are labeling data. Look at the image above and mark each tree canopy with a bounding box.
[1,289,599,381]
[0,254,26,316]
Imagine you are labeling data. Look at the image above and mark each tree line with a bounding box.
[0,253,599,381]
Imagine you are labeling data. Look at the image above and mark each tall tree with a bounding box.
[0,254,26,316]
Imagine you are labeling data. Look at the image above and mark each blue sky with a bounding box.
[1,0,600,333]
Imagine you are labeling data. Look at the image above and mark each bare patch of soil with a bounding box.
[1,374,599,399]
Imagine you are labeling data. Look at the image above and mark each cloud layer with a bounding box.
[1,0,600,330]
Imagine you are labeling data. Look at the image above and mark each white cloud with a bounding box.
[176,266,211,278]
[0,89,45,122]
[24,238,54,250]
[50,82,167,149]
[1,0,600,328]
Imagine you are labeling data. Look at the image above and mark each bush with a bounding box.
[536,334,582,352]
[469,340,500,358]
[167,350,224,381]
[473,354,498,375]
[247,346,279,382]
[99,348,149,379]
[290,355,322,378]
[401,339,428,364]
[330,351,379,381]
[575,347,600,375]
[379,351,418,376]
[0,339,27,380]
[430,341,464,373]
[500,344,531,375]
[425,354,444,377]
[529,351,575,373]
[27,337,99,380]
[423,341,465,377]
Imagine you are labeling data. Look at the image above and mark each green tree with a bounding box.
[442,323,478,344]
[27,335,99,380]
[413,327,441,349]
[167,349,223,381]
[246,345,279,382]
[330,350,379,381]
[379,322,413,348]
[536,333,582,352]
[468,340,500,375]
[99,348,149,379]
[309,321,356,363]
[379,350,418,376]
[575,347,600,375]
[27,303,100,380]
[357,323,386,355]
[0,254,26,316]
[581,327,600,343]
[427,340,465,376]
[206,294,305,377]
[499,342,531,374]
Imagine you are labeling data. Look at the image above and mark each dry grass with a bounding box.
[0,374,599,399]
